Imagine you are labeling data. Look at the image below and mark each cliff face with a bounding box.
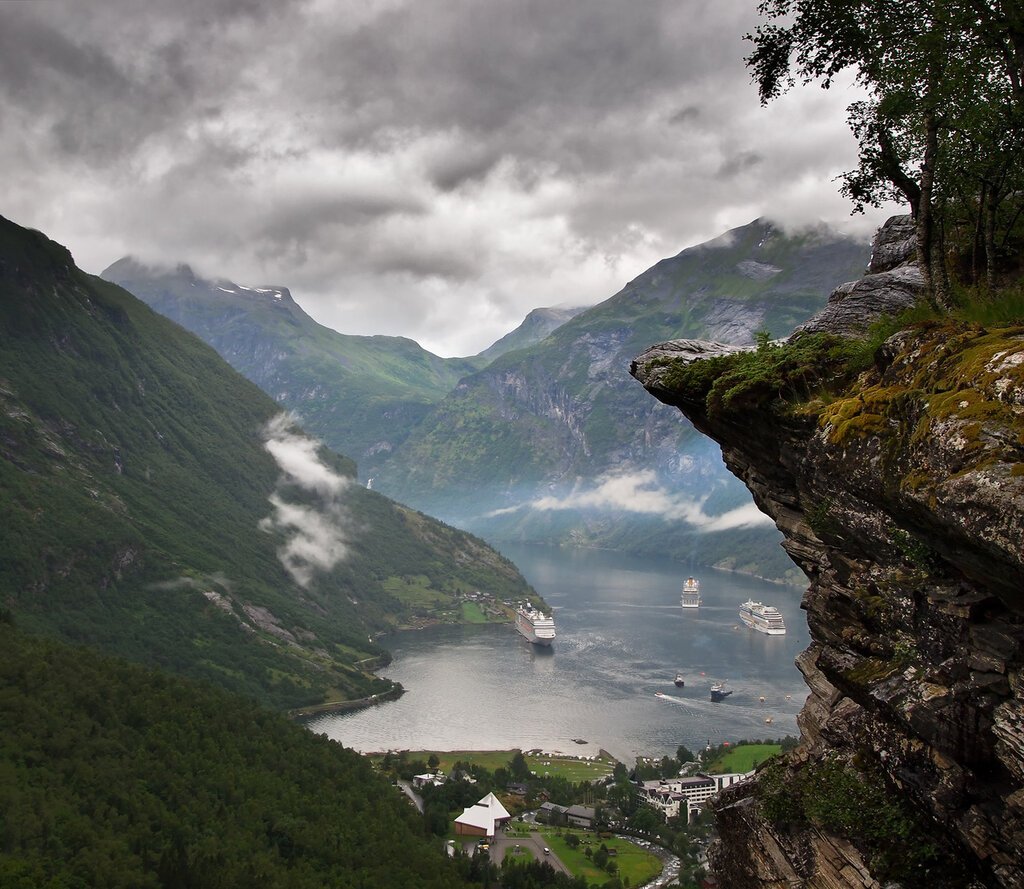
[631,219,1024,888]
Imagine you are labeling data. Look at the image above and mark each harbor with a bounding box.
[309,543,808,762]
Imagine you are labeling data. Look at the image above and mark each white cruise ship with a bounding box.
[680,577,702,608]
[739,600,786,635]
[515,604,556,646]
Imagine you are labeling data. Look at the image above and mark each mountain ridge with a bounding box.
[102,258,586,481]
[0,213,534,710]
[374,218,870,580]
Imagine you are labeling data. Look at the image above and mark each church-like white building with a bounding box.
[454,792,512,838]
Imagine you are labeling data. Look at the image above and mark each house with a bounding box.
[454,792,512,838]
[536,802,568,825]
[507,782,529,796]
[565,805,596,829]
[412,772,446,789]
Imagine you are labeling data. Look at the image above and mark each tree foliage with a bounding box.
[747,0,1024,303]
[0,625,472,889]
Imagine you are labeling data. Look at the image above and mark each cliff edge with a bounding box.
[630,218,1024,888]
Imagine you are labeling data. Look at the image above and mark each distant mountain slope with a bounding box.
[0,215,532,709]
[0,621,475,889]
[474,305,586,363]
[373,220,870,581]
[101,258,483,479]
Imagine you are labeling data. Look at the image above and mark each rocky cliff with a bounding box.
[631,218,1024,888]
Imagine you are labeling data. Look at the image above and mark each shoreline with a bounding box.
[288,683,405,721]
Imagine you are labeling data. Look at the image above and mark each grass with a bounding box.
[526,753,617,782]
[366,749,618,782]
[461,601,490,623]
[382,575,452,608]
[705,743,781,774]
[539,829,661,887]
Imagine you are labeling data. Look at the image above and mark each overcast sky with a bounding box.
[1,0,893,356]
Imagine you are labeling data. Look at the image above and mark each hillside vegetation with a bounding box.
[0,621,472,889]
[0,214,533,710]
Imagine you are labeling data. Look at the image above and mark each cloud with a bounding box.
[0,0,895,357]
[494,469,774,532]
[258,413,354,586]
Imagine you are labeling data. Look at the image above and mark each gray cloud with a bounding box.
[1,0,894,357]
[259,413,355,587]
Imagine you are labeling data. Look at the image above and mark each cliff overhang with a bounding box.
[629,220,1024,888]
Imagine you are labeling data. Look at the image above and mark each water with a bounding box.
[308,544,810,763]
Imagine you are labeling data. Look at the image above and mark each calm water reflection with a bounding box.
[309,544,810,762]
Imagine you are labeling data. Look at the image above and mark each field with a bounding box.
[539,829,662,887]
[705,743,781,773]
[369,748,617,781]
[461,601,490,623]
[526,752,616,782]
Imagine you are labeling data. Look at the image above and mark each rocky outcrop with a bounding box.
[792,215,925,339]
[630,221,1024,887]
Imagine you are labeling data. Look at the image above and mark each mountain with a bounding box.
[101,257,484,480]
[372,220,870,581]
[0,214,533,710]
[474,305,587,363]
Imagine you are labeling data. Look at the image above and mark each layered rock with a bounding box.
[630,220,1024,888]
[792,215,925,338]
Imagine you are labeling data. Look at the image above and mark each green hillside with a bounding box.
[0,620,472,889]
[0,215,533,709]
[101,257,484,480]
[374,220,868,580]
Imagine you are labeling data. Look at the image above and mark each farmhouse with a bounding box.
[454,792,512,838]
[537,802,568,825]
[566,804,596,829]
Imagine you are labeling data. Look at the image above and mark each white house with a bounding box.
[454,792,512,838]
[412,772,446,789]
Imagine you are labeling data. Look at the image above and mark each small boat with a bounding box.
[710,681,733,702]
[764,716,773,725]
[674,673,685,688]
[655,691,666,698]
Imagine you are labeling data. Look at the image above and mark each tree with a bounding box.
[428,754,440,769]
[676,744,696,765]
[746,0,1024,303]
[510,752,531,782]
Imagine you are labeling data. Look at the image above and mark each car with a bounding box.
[543,848,550,856]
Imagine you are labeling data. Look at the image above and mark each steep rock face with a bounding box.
[630,225,1024,887]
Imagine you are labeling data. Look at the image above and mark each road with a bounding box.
[396,780,424,814]
[489,830,571,876]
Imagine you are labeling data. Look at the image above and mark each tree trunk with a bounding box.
[985,185,999,294]
[917,107,940,308]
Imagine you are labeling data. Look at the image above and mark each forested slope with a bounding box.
[0,620,472,889]
[0,214,533,710]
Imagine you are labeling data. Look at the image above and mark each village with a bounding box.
[374,739,792,888]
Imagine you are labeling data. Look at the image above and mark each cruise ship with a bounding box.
[738,600,786,635]
[680,577,702,608]
[515,604,556,646]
